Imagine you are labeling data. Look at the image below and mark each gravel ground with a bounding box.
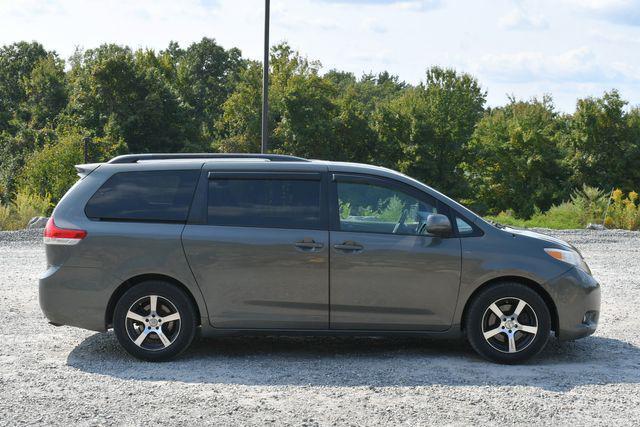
[1,228,639,426]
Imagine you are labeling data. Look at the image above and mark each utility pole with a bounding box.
[83,136,90,163]
[261,0,270,154]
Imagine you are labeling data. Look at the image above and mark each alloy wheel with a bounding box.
[481,297,539,354]
[125,295,182,351]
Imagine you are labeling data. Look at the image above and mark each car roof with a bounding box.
[106,153,401,173]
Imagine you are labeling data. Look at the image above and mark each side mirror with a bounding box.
[425,214,452,236]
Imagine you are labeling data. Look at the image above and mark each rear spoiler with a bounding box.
[75,163,102,179]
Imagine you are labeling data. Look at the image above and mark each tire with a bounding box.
[465,282,551,364]
[113,280,197,361]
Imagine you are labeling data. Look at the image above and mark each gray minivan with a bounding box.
[39,153,600,363]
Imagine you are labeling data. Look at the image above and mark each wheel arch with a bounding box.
[460,276,559,334]
[105,273,202,328]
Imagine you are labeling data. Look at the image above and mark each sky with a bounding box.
[1,0,640,112]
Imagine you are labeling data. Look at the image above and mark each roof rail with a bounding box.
[107,153,309,164]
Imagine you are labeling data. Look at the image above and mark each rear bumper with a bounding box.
[545,267,601,341]
[39,265,120,332]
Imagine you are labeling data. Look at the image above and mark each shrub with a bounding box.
[485,210,527,228]
[486,203,583,230]
[17,126,124,204]
[13,191,51,225]
[0,192,51,230]
[487,186,640,231]
[0,204,11,230]
[570,185,609,226]
[17,132,84,204]
[526,202,583,229]
[605,189,640,230]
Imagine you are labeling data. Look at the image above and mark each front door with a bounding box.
[182,171,329,329]
[329,174,461,331]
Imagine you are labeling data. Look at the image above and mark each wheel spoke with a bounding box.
[483,327,504,340]
[513,299,527,317]
[519,324,538,335]
[149,295,158,313]
[155,330,171,347]
[508,333,517,353]
[488,303,505,318]
[134,330,149,346]
[162,312,180,323]
[126,311,147,323]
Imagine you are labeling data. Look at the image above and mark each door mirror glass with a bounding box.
[425,214,452,236]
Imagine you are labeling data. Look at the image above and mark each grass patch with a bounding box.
[486,202,583,230]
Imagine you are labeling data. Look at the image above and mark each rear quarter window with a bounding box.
[85,170,199,222]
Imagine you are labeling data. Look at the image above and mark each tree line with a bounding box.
[1,38,639,218]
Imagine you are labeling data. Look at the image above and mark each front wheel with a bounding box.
[113,281,197,361]
[465,282,551,364]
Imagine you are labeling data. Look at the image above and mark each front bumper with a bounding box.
[545,267,601,341]
[39,265,120,332]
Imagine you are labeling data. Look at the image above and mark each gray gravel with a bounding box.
[1,228,639,426]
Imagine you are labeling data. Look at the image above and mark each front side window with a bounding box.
[337,181,440,235]
[208,179,322,229]
[85,170,199,222]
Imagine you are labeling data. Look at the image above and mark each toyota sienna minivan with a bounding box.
[39,153,600,363]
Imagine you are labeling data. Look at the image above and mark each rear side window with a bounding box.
[208,179,322,229]
[85,170,199,222]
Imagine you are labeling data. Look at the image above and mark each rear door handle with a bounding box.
[333,241,364,252]
[294,239,324,252]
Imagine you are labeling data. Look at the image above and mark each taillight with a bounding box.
[43,217,87,245]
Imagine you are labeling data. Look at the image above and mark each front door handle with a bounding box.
[333,241,364,253]
[294,239,324,252]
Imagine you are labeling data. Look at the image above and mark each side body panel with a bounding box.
[183,226,329,329]
[450,228,580,333]
[39,162,210,330]
[329,231,461,330]
[327,171,462,331]
[182,162,331,329]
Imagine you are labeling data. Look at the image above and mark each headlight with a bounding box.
[544,248,591,274]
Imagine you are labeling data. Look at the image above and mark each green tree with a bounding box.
[0,126,55,203]
[23,55,68,128]
[66,44,197,154]
[17,126,122,202]
[380,67,486,197]
[565,90,640,191]
[464,96,569,217]
[215,61,263,152]
[174,38,245,142]
[217,43,337,157]
[18,129,84,202]
[0,42,49,132]
[333,72,406,164]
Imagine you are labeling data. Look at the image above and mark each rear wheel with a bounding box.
[113,281,196,361]
[465,282,551,364]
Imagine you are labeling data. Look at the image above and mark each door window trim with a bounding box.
[207,171,322,181]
